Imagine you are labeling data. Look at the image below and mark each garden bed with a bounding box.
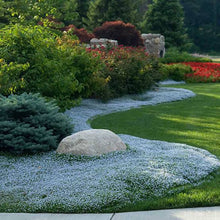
[0,86,219,213]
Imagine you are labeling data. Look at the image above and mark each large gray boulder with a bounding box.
[142,33,165,58]
[56,129,127,156]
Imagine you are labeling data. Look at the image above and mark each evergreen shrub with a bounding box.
[0,93,73,154]
[93,21,144,47]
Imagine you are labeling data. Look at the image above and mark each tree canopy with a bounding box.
[0,0,219,52]
[180,0,220,52]
[142,0,190,50]
[86,0,139,30]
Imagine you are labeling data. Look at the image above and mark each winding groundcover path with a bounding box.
[0,87,219,212]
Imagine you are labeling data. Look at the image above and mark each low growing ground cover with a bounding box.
[92,83,220,211]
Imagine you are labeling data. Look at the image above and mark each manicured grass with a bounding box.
[213,58,220,62]
[211,56,220,63]
[91,83,220,211]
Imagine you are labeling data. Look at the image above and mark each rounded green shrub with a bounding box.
[161,63,193,81]
[0,24,102,109]
[0,93,73,154]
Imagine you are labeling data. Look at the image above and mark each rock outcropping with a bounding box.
[90,38,118,48]
[142,33,165,58]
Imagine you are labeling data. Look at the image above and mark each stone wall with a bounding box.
[141,34,165,58]
[90,38,118,48]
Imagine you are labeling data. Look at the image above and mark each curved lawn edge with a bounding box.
[64,85,220,201]
[65,87,196,132]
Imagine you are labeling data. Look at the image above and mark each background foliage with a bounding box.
[141,0,191,50]
[180,0,220,53]
[0,0,219,53]
[0,24,102,109]
[86,0,139,31]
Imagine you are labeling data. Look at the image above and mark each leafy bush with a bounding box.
[0,59,29,95]
[161,48,212,64]
[161,63,193,81]
[93,21,144,47]
[56,33,103,101]
[0,24,101,109]
[38,17,95,44]
[5,0,79,26]
[87,46,161,100]
[0,93,73,154]
[38,16,65,31]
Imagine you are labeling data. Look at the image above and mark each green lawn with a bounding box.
[211,56,220,63]
[91,83,220,211]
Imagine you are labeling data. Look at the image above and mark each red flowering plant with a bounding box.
[87,45,161,100]
[183,62,220,83]
[87,45,148,62]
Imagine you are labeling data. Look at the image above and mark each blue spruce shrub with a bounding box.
[0,93,73,154]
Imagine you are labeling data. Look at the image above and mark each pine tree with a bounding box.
[106,0,138,24]
[142,0,191,50]
[86,0,139,30]
[58,0,79,25]
[76,0,90,27]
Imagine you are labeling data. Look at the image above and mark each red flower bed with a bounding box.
[183,62,220,82]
